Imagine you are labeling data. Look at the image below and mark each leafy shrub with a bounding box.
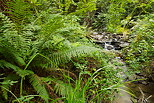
[93,0,154,32]
[123,14,154,72]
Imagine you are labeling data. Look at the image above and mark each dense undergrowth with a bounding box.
[0,0,154,103]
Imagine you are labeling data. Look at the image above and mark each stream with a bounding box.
[91,32,154,103]
[113,77,154,103]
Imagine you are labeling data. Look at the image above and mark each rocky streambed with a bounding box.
[90,32,129,50]
[90,32,154,103]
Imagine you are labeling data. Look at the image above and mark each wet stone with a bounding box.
[91,32,130,50]
[107,46,114,50]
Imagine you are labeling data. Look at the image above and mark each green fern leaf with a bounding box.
[54,80,73,97]
[0,60,20,72]
[5,0,33,24]
[0,60,33,78]
[1,74,19,100]
[49,45,101,67]
[29,74,49,103]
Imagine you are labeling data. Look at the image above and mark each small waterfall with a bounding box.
[91,32,127,50]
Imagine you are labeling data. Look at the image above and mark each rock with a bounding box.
[112,34,117,38]
[91,34,104,41]
[101,32,106,35]
[115,57,121,59]
[112,38,118,42]
[104,44,114,50]
[111,42,120,47]
[91,32,130,50]
[115,46,123,50]
[120,42,129,47]
[135,72,144,76]
[106,45,114,50]
[95,41,105,48]
[141,81,148,85]
[92,32,98,35]
[106,42,111,44]
[128,74,137,81]
[111,42,122,50]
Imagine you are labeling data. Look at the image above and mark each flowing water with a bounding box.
[128,82,154,103]
[113,82,154,103]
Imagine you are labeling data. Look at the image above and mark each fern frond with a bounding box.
[5,0,33,24]
[49,45,101,67]
[0,60,20,71]
[0,12,32,61]
[0,60,33,77]
[52,77,86,103]
[1,74,19,100]
[0,47,25,66]
[42,76,75,101]
[54,80,74,97]
[42,77,74,97]
[29,74,49,103]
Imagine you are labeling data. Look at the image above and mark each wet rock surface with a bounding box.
[90,32,129,50]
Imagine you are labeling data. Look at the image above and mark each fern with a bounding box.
[0,47,25,66]
[1,74,19,100]
[55,80,74,97]
[0,6,102,102]
[5,0,33,24]
[49,45,101,67]
[29,74,49,103]
[48,74,88,103]
[35,13,65,51]
[0,60,33,77]
[0,60,20,71]
[0,12,31,61]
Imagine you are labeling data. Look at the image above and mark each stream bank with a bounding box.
[90,32,154,103]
